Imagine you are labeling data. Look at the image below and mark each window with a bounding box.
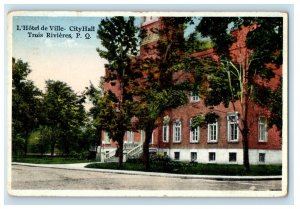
[209,152,216,162]
[259,153,266,163]
[127,131,134,143]
[149,131,154,144]
[227,113,239,142]
[190,119,200,143]
[191,152,197,162]
[173,120,182,143]
[103,131,110,144]
[174,152,180,160]
[162,124,169,143]
[145,16,158,22]
[140,130,145,143]
[229,152,237,162]
[258,116,268,142]
[208,121,218,143]
[190,91,200,102]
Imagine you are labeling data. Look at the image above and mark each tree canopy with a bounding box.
[195,17,283,170]
[12,58,43,156]
[96,16,140,166]
[42,80,86,155]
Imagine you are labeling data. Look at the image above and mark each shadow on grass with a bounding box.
[85,161,282,176]
[12,155,97,164]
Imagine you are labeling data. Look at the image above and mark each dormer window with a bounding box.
[141,16,159,26]
[190,91,200,102]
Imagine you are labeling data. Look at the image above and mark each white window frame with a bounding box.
[258,116,268,142]
[103,131,110,144]
[208,121,218,143]
[229,152,237,162]
[173,120,182,143]
[140,130,145,143]
[127,131,134,143]
[145,16,158,22]
[149,131,154,144]
[174,151,180,160]
[190,119,200,143]
[227,112,239,142]
[191,152,197,162]
[190,91,200,102]
[259,153,266,163]
[162,123,169,143]
[209,152,216,162]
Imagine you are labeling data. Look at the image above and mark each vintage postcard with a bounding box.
[7,11,288,197]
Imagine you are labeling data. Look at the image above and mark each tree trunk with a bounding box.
[118,139,124,168]
[24,131,29,156]
[50,143,55,157]
[143,125,154,171]
[241,86,251,172]
[242,125,250,172]
[24,137,28,156]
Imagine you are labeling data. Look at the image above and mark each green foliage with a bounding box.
[12,134,26,157]
[196,17,282,105]
[28,130,46,154]
[12,58,96,158]
[86,161,282,176]
[84,80,105,148]
[12,58,43,156]
[96,92,133,141]
[97,16,138,78]
[13,155,97,164]
[268,81,282,132]
[190,113,219,129]
[246,17,283,72]
[254,80,282,134]
[195,17,283,171]
[205,112,219,124]
[191,115,206,128]
[42,80,86,155]
[185,32,214,53]
[196,17,238,57]
[196,17,283,126]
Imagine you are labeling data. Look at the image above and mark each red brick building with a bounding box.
[98,17,282,165]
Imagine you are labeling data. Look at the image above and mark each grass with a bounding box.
[13,155,282,176]
[12,155,97,164]
[85,162,282,176]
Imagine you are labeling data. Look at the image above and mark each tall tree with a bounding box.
[196,17,283,171]
[130,17,196,170]
[12,58,42,156]
[84,80,105,150]
[96,16,139,166]
[43,80,86,156]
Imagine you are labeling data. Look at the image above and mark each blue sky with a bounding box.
[12,15,197,95]
[13,16,113,94]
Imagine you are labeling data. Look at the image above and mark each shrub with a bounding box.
[126,156,143,164]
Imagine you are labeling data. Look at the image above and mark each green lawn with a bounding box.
[85,162,282,176]
[13,156,97,164]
